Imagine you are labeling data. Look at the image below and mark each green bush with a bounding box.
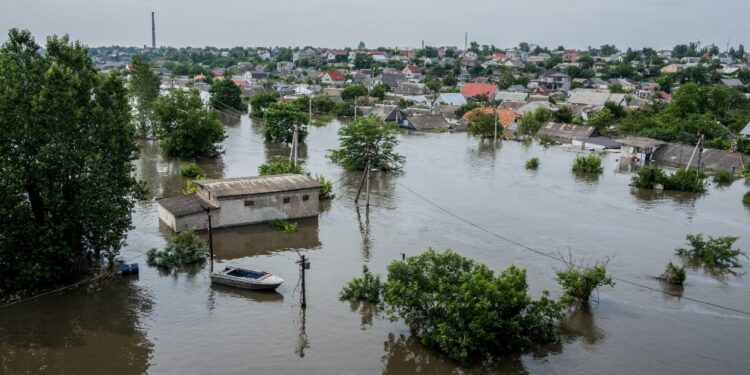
[146,231,206,271]
[631,166,667,188]
[258,161,304,176]
[661,262,686,285]
[675,234,746,267]
[712,170,733,185]
[340,265,382,303]
[571,154,603,174]
[525,157,540,170]
[631,167,706,193]
[538,135,555,146]
[315,174,334,199]
[744,191,750,205]
[556,262,614,307]
[270,220,298,233]
[179,162,205,179]
[382,249,562,363]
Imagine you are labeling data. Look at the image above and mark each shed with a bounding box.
[537,122,599,141]
[572,137,621,151]
[652,143,750,172]
[617,137,667,165]
[157,174,321,232]
[400,115,451,131]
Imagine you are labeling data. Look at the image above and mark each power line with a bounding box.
[395,181,750,317]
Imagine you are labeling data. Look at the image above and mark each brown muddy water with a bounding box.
[2,115,750,374]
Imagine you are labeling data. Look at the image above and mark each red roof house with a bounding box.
[460,83,499,99]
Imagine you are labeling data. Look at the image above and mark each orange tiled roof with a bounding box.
[462,108,518,127]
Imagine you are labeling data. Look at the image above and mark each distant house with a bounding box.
[157,174,321,232]
[292,48,317,63]
[660,64,685,74]
[536,122,599,141]
[396,82,429,95]
[402,65,423,80]
[461,108,519,137]
[326,51,348,62]
[437,93,467,106]
[370,105,405,122]
[276,61,294,74]
[495,91,529,103]
[380,72,405,90]
[562,50,580,63]
[492,53,507,62]
[538,71,571,91]
[617,137,667,165]
[567,89,626,107]
[369,50,389,63]
[514,101,558,116]
[460,83,499,100]
[322,71,345,85]
[400,115,451,131]
[721,78,744,88]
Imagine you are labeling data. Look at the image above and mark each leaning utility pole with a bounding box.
[151,12,156,49]
[354,152,372,204]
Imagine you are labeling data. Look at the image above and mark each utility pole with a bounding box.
[296,253,310,308]
[494,110,498,143]
[292,124,299,166]
[201,205,214,272]
[151,12,156,49]
[354,96,358,120]
[355,152,372,203]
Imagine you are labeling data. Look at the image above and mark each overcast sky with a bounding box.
[1,0,748,51]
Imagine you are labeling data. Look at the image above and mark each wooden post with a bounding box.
[202,205,214,272]
[354,154,370,203]
[365,159,371,207]
[300,254,307,309]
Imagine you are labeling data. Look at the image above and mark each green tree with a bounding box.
[341,84,369,101]
[466,111,499,139]
[128,55,161,138]
[152,89,226,158]
[370,84,388,100]
[556,260,614,307]
[328,116,405,171]
[382,249,562,362]
[0,30,144,294]
[263,102,309,143]
[258,161,304,176]
[249,92,278,117]
[209,78,245,112]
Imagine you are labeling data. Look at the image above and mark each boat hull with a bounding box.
[210,267,284,291]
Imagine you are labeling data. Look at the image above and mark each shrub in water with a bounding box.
[555,256,614,307]
[712,170,733,185]
[340,265,382,303]
[663,169,706,193]
[675,234,746,268]
[146,230,206,271]
[744,191,750,205]
[258,161,304,176]
[270,219,298,233]
[660,262,686,285]
[631,166,667,189]
[571,154,603,174]
[525,157,540,170]
[315,174,334,199]
[180,162,205,179]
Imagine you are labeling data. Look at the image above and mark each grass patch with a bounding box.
[675,234,746,268]
[270,219,298,233]
[147,231,206,271]
[712,170,733,185]
[571,154,603,174]
[340,265,382,303]
[525,157,540,170]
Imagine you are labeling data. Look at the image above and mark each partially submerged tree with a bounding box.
[571,154,604,174]
[249,92,278,117]
[660,262,686,285]
[209,78,245,112]
[128,55,161,138]
[147,231,206,271]
[328,116,405,171]
[263,102,309,143]
[258,161,304,176]
[340,265,382,303]
[676,234,746,268]
[0,29,144,294]
[152,89,226,158]
[466,111,498,139]
[555,253,614,307]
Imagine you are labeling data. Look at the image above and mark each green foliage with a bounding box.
[328,116,405,171]
[340,265,382,303]
[315,174,334,199]
[146,231,206,271]
[556,262,614,307]
[152,89,226,158]
[370,84,388,100]
[744,191,750,205]
[341,84,369,100]
[182,177,206,195]
[676,234,746,268]
[661,262,686,285]
[571,154,604,174]
[0,29,144,294]
[454,102,479,118]
[382,250,562,363]
[631,166,706,192]
[608,83,625,93]
[712,170,733,185]
[526,157,540,170]
[466,112,498,139]
[249,92,278,117]
[128,55,161,137]
[209,78,245,112]
[263,102,309,143]
[258,161,304,176]
[179,162,205,179]
[518,108,554,135]
[270,220,298,233]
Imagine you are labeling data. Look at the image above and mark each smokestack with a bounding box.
[151,12,156,49]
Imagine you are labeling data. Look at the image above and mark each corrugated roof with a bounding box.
[617,136,666,148]
[197,174,321,198]
[157,194,217,217]
[653,144,750,171]
[514,101,558,115]
[495,91,529,102]
[405,115,450,130]
[537,122,598,140]
[567,89,625,107]
[438,93,467,106]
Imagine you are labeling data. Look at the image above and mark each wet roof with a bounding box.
[617,136,667,148]
[537,122,598,140]
[156,194,217,217]
[196,174,321,198]
[653,144,750,171]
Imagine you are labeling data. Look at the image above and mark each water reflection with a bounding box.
[209,283,284,303]
[295,307,309,358]
[348,300,379,330]
[356,205,372,261]
[264,141,310,165]
[203,218,321,260]
[560,307,606,347]
[679,256,746,280]
[0,279,153,375]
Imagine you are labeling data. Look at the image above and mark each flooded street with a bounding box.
[2,116,749,374]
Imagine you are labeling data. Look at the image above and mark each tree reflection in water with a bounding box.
[0,278,153,374]
[348,300,379,330]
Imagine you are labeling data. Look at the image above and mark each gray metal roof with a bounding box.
[157,194,217,217]
[537,122,598,140]
[197,174,321,198]
[495,91,529,103]
[616,136,667,148]
[653,144,750,171]
[404,115,451,130]
[576,137,621,148]
[567,89,626,107]
[438,93,467,106]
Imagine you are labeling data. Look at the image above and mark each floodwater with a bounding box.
[2,114,750,374]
